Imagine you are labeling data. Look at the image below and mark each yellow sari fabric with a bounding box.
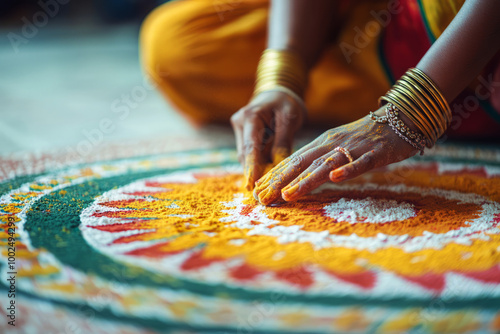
[140,0,499,134]
[140,0,390,126]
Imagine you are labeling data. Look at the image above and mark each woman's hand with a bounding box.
[253,106,419,205]
[231,91,306,190]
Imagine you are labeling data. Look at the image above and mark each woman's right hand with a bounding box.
[230,91,307,191]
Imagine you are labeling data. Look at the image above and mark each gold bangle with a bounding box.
[391,85,444,139]
[401,73,448,129]
[379,68,451,147]
[254,49,307,98]
[396,79,445,135]
[407,68,451,125]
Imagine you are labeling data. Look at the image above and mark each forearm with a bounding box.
[267,0,340,70]
[417,0,500,103]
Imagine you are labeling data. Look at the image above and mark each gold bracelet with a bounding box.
[381,92,435,143]
[254,49,307,98]
[403,73,449,131]
[391,85,442,142]
[395,81,445,135]
[379,68,451,148]
[370,103,427,155]
[408,68,451,124]
[401,72,448,129]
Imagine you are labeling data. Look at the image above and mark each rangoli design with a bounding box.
[1,147,500,333]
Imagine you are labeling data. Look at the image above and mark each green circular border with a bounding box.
[11,149,500,332]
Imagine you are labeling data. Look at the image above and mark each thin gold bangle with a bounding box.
[403,73,448,130]
[396,79,445,136]
[392,84,444,138]
[407,69,451,125]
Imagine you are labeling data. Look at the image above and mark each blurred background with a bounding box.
[0,0,223,157]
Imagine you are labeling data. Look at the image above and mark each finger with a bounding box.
[230,112,244,165]
[329,151,378,183]
[242,110,269,191]
[271,105,296,165]
[281,151,350,202]
[254,140,315,191]
[257,146,331,205]
[253,143,310,200]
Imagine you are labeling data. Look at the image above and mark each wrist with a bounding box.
[374,105,421,134]
[379,68,452,148]
[253,49,307,99]
[370,103,427,155]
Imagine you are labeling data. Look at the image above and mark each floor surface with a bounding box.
[0,23,213,156]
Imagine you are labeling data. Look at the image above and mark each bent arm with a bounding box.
[417,0,500,103]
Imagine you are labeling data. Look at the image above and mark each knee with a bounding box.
[139,2,193,83]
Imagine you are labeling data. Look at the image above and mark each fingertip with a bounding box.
[281,191,292,202]
[281,183,299,202]
[244,177,255,191]
[257,188,270,204]
[253,188,260,201]
[281,190,299,203]
[329,169,344,183]
[259,189,281,206]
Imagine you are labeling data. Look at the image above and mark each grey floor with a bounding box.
[0,23,232,156]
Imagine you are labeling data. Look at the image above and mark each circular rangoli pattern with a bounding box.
[1,147,500,333]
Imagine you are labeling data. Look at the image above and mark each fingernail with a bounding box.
[329,169,344,182]
[254,180,268,193]
[260,189,279,206]
[281,183,299,201]
[255,173,273,189]
[253,188,260,201]
[257,188,270,203]
[255,175,267,187]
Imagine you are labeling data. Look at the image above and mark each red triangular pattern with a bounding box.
[328,270,376,289]
[110,231,157,245]
[144,181,166,188]
[100,199,145,207]
[88,220,149,232]
[92,210,138,218]
[125,242,183,258]
[124,191,169,197]
[401,273,446,292]
[276,266,314,289]
[462,266,500,284]
[229,263,263,281]
[181,251,222,271]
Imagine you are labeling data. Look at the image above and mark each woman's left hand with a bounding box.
[253,106,419,205]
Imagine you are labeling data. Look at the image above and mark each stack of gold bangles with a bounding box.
[254,49,307,106]
[373,67,452,155]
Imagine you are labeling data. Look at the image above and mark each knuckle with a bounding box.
[350,163,362,175]
[230,112,241,125]
[243,107,260,119]
[362,154,375,167]
[290,154,305,167]
[311,157,327,169]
